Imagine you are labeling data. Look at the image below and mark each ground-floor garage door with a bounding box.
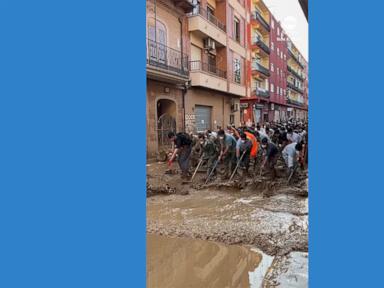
[195,105,212,132]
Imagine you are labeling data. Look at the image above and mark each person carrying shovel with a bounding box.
[167,131,193,180]
[282,142,303,182]
[260,137,279,180]
[236,132,253,177]
[198,133,219,181]
[217,129,237,180]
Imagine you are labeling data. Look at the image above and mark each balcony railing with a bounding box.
[189,60,227,79]
[252,37,270,54]
[252,62,270,77]
[287,98,304,106]
[288,49,305,68]
[287,65,304,81]
[287,82,304,94]
[173,0,194,13]
[147,38,189,77]
[255,87,270,98]
[252,11,270,32]
[188,6,226,32]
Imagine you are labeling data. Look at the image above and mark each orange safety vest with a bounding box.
[244,131,258,158]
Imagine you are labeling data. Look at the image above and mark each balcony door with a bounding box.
[148,21,167,66]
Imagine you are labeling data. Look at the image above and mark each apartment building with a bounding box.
[241,0,270,125]
[185,0,247,134]
[146,0,193,157]
[286,37,308,120]
[240,0,308,124]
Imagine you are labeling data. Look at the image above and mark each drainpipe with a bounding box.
[178,16,187,132]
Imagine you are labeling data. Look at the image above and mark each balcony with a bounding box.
[190,60,226,78]
[254,87,270,98]
[189,60,227,92]
[288,49,305,69]
[287,65,304,81]
[287,82,304,94]
[287,98,304,106]
[252,62,270,77]
[188,6,227,46]
[146,39,189,82]
[173,0,194,13]
[251,11,270,32]
[252,37,270,55]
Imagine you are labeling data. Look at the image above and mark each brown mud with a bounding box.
[147,234,262,288]
[146,161,308,287]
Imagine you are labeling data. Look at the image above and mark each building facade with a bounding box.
[185,0,247,134]
[146,0,308,157]
[240,0,308,125]
[146,0,247,158]
[146,0,193,158]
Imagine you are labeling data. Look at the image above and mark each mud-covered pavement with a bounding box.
[147,161,308,287]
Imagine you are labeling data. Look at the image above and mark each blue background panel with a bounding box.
[310,0,384,287]
[0,1,145,287]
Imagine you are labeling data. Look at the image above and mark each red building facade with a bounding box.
[240,0,308,125]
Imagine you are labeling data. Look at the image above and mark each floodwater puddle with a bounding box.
[147,234,263,288]
[249,248,274,288]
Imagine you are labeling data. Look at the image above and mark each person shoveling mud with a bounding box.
[156,121,308,189]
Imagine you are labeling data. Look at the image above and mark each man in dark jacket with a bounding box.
[168,132,192,179]
[260,137,279,180]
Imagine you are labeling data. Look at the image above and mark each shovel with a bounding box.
[205,158,220,184]
[183,157,204,184]
[228,150,247,183]
[287,163,298,184]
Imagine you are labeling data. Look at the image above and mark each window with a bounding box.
[277,68,279,76]
[271,20,275,29]
[234,17,240,43]
[277,27,280,36]
[233,58,241,84]
[281,51,283,59]
[271,63,274,72]
[271,42,274,51]
[270,83,274,92]
[284,54,286,61]
[277,47,280,56]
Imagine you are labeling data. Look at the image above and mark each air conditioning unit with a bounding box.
[204,38,216,51]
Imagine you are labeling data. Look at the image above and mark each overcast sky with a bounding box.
[263,0,308,61]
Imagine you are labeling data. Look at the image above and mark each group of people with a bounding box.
[167,120,308,183]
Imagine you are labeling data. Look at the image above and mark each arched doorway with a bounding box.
[156,99,176,152]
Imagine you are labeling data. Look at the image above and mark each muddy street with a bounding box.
[147,162,308,287]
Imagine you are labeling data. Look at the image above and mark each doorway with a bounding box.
[156,99,176,151]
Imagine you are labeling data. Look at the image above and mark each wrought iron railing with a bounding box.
[287,81,304,94]
[252,37,270,54]
[287,98,304,106]
[255,87,270,98]
[189,60,227,79]
[252,62,270,77]
[287,65,304,81]
[188,6,226,32]
[146,38,189,77]
[288,49,305,68]
[252,11,270,31]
